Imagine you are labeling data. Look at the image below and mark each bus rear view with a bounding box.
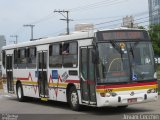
[94,29,158,107]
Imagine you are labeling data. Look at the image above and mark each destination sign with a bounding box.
[97,30,149,41]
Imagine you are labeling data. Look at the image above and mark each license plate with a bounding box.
[128,98,137,103]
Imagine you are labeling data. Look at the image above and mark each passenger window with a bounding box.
[63,42,78,68]
[17,48,27,68]
[14,49,18,68]
[49,44,62,68]
[27,47,37,68]
[62,43,69,54]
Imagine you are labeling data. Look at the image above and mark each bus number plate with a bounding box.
[128,98,137,103]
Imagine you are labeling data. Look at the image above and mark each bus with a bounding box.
[1,28,158,111]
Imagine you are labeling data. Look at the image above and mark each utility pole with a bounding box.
[10,35,18,44]
[23,24,35,41]
[54,10,72,35]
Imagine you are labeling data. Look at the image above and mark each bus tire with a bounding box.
[68,86,80,111]
[16,83,25,102]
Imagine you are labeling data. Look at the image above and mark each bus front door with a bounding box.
[6,55,14,93]
[80,46,96,105]
[38,51,49,98]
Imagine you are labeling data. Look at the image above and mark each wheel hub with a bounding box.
[18,87,22,99]
[71,92,78,106]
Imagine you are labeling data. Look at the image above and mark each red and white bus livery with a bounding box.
[2,28,158,110]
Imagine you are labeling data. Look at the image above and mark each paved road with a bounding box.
[0,89,160,120]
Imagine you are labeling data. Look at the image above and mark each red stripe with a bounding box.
[17,77,28,81]
[65,80,80,83]
[96,81,157,89]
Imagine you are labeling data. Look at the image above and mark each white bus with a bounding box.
[2,28,158,111]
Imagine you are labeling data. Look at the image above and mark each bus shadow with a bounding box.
[10,97,154,115]
[80,106,153,115]
[10,97,71,110]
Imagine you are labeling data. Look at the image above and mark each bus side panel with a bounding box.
[14,69,39,98]
[48,68,81,102]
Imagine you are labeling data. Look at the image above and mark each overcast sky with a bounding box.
[0,0,149,45]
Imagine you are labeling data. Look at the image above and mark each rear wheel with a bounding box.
[68,86,80,111]
[16,83,25,102]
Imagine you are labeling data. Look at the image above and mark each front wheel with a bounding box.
[16,83,25,102]
[68,86,80,111]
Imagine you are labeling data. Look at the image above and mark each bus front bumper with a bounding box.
[96,92,158,107]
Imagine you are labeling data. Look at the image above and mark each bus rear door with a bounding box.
[38,51,49,99]
[6,55,14,93]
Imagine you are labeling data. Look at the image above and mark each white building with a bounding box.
[122,16,138,28]
[0,35,6,75]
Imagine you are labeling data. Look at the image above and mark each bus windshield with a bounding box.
[97,42,155,84]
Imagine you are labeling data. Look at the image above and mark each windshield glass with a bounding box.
[129,42,154,81]
[97,42,130,83]
[97,42,155,84]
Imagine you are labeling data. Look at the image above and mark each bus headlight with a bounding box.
[100,92,117,97]
[147,89,156,93]
[111,92,117,97]
[154,72,157,79]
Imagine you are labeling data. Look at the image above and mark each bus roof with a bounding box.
[2,28,146,50]
[2,31,94,50]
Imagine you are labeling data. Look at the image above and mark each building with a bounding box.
[0,35,6,75]
[122,16,138,28]
[0,35,6,60]
[75,23,94,31]
[148,0,160,25]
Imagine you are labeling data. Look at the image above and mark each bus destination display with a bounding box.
[98,31,149,41]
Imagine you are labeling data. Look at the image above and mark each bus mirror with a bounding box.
[92,49,99,64]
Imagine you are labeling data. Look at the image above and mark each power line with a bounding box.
[70,0,127,12]
[29,13,55,25]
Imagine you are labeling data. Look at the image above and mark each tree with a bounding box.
[138,26,145,29]
[148,24,160,56]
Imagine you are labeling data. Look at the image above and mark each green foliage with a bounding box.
[138,26,145,29]
[148,24,160,56]
[157,64,160,80]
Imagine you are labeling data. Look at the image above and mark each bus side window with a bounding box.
[14,49,18,68]
[63,42,78,68]
[49,43,62,68]
[27,47,36,68]
[2,50,6,68]
[18,48,27,68]
[62,43,69,54]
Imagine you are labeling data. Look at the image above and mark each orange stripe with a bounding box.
[96,84,158,93]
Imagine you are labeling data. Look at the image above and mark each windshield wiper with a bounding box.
[130,44,134,58]
[130,42,140,58]
[110,40,125,61]
[110,40,123,54]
